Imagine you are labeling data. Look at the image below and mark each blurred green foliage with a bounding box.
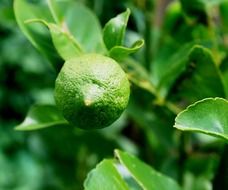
[1,0,228,189]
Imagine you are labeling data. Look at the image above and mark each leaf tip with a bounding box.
[14,125,24,131]
[126,8,131,15]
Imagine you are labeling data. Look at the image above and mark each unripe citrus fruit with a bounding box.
[54,54,130,129]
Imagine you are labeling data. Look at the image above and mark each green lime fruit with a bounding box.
[54,54,130,129]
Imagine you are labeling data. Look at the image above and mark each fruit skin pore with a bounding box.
[54,54,130,130]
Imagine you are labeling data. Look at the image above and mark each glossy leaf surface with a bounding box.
[49,0,106,54]
[174,98,228,142]
[84,150,182,190]
[14,0,62,67]
[168,45,225,106]
[14,0,106,65]
[103,9,130,50]
[84,159,129,190]
[15,105,68,131]
[115,150,182,190]
[109,39,144,61]
[48,23,83,60]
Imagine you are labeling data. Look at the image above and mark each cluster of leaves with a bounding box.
[1,0,228,189]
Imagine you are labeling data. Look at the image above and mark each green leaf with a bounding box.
[24,19,83,61]
[84,150,182,190]
[174,98,228,142]
[51,0,106,54]
[84,159,129,190]
[14,0,106,66]
[109,39,144,61]
[14,0,63,69]
[15,105,68,131]
[103,8,130,50]
[152,42,194,99]
[48,23,83,60]
[115,150,182,190]
[168,45,225,106]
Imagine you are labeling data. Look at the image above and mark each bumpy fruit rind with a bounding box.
[54,54,130,129]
